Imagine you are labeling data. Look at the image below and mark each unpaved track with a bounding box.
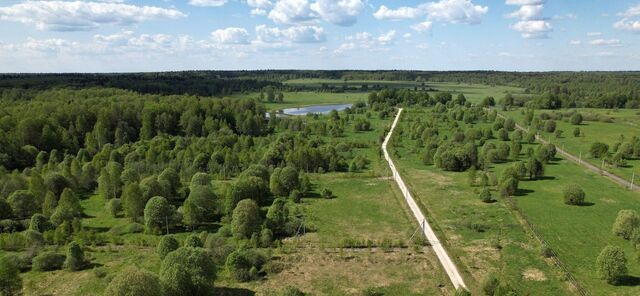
[382,108,468,290]
[495,112,639,192]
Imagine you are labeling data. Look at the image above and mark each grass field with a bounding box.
[392,106,640,295]
[503,108,640,183]
[391,108,571,295]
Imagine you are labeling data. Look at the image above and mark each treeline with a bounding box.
[0,72,281,97]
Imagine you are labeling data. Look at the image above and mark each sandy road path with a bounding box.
[382,108,468,291]
[495,112,639,192]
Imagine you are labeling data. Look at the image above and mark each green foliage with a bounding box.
[159,247,216,296]
[563,184,585,205]
[278,286,306,296]
[536,143,556,163]
[0,199,12,220]
[596,245,627,285]
[482,273,500,296]
[321,188,333,199]
[225,248,266,282]
[612,209,640,240]
[7,190,38,219]
[144,196,173,234]
[590,142,609,158]
[0,255,22,296]
[184,234,203,248]
[183,184,216,228]
[270,167,300,197]
[226,176,270,213]
[104,266,163,296]
[64,241,85,271]
[570,113,583,125]
[29,213,51,233]
[544,120,556,133]
[32,252,65,271]
[121,182,146,221]
[42,191,57,217]
[107,198,122,218]
[50,188,82,225]
[231,199,261,239]
[266,198,289,235]
[480,187,493,203]
[157,235,180,259]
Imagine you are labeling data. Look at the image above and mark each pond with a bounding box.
[281,103,353,116]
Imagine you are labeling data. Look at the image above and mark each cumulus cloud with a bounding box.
[411,21,433,33]
[255,24,326,43]
[211,27,250,44]
[189,0,228,7]
[373,6,422,20]
[511,20,552,39]
[0,1,185,31]
[569,40,581,45]
[310,0,363,26]
[506,0,551,38]
[267,0,363,26]
[613,4,640,33]
[587,32,602,37]
[373,0,488,25]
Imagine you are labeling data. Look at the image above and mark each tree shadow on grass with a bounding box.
[576,201,596,207]
[214,287,256,296]
[616,275,640,286]
[514,188,535,197]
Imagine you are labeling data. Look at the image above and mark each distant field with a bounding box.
[504,108,640,182]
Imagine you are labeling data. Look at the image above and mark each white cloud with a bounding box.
[211,27,250,44]
[0,1,185,31]
[335,30,397,53]
[511,20,552,39]
[417,43,429,49]
[373,5,422,20]
[373,0,488,25]
[251,8,268,15]
[586,32,602,37]
[423,0,488,24]
[614,19,640,33]
[267,0,363,26]
[614,4,640,33]
[569,40,581,45]
[411,21,433,33]
[189,0,228,7]
[403,33,412,39]
[377,30,396,45]
[268,0,316,24]
[248,0,273,8]
[589,39,622,46]
[310,0,363,26]
[506,5,543,20]
[505,0,551,38]
[255,24,326,43]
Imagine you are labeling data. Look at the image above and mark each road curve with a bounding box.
[495,112,639,192]
[382,108,468,290]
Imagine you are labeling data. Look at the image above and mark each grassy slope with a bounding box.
[504,108,640,182]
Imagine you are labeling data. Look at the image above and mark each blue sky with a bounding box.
[0,0,639,72]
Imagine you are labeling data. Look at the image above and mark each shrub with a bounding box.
[455,289,471,296]
[544,120,556,132]
[104,266,163,296]
[573,127,581,137]
[570,113,583,125]
[159,247,216,296]
[157,235,180,259]
[596,245,627,285]
[479,187,493,203]
[612,209,640,240]
[64,241,85,271]
[29,213,51,233]
[0,255,22,295]
[563,184,585,205]
[321,188,333,199]
[7,190,38,219]
[107,199,122,218]
[184,234,203,248]
[226,248,266,282]
[289,189,302,203]
[31,252,65,271]
[590,142,609,158]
